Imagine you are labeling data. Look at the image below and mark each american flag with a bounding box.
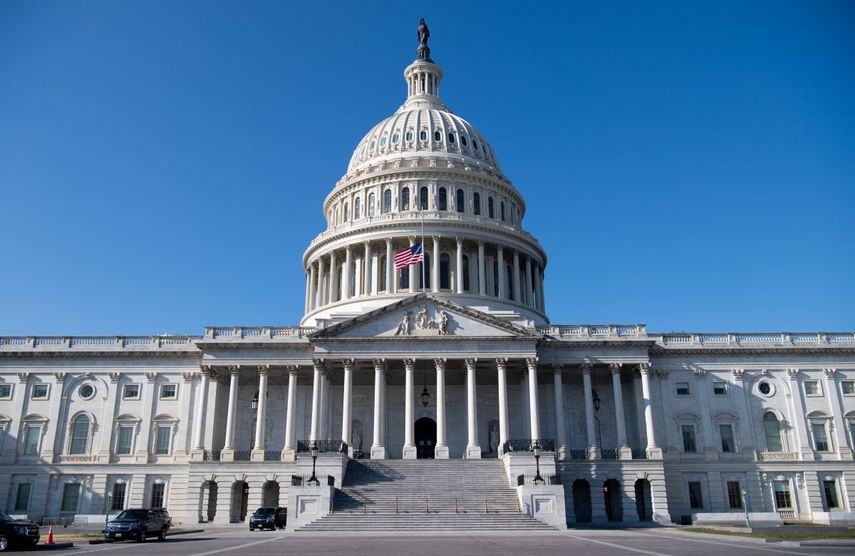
[394,243,424,270]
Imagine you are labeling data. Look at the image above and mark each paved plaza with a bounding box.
[51,528,855,556]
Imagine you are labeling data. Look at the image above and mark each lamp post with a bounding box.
[308,441,320,486]
[104,490,113,529]
[592,389,601,413]
[532,440,544,485]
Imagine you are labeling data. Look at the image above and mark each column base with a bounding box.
[618,446,633,460]
[587,446,601,460]
[465,445,482,459]
[251,449,266,462]
[434,445,449,459]
[220,448,235,462]
[557,445,567,461]
[190,449,206,462]
[280,448,296,462]
[370,446,387,459]
[402,445,417,459]
[646,446,663,460]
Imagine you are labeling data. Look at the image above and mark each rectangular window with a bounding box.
[159,384,177,400]
[116,425,133,455]
[842,381,855,396]
[24,425,41,455]
[823,480,840,509]
[719,424,735,453]
[812,423,830,452]
[804,380,821,396]
[14,483,32,512]
[31,384,49,399]
[681,425,697,453]
[713,381,728,396]
[675,382,691,396]
[150,483,165,508]
[727,481,743,509]
[60,483,81,513]
[123,384,140,400]
[111,483,126,511]
[154,426,171,455]
[688,481,704,509]
[0,384,12,399]
[773,480,792,509]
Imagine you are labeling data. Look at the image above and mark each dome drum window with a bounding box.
[461,135,468,146]
[434,130,442,142]
[447,133,455,143]
[406,130,413,142]
[392,132,400,144]
[419,130,427,141]
[380,136,387,147]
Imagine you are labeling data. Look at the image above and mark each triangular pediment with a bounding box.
[309,294,541,340]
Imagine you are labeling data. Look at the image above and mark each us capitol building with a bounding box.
[2,22,854,530]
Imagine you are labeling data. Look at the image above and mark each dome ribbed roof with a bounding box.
[346,58,501,174]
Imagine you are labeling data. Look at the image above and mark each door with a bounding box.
[414,417,437,459]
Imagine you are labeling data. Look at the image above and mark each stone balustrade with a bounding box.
[659,332,855,347]
[537,324,647,338]
[0,335,197,350]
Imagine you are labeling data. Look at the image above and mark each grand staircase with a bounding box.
[295,459,556,532]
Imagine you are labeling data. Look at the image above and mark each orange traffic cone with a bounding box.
[46,525,54,545]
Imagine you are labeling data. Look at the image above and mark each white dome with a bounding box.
[346,59,501,174]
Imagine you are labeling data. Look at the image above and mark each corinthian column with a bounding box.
[465,358,481,459]
[191,366,213,459]
[251,365,270,461]
[496,358,509,455]
[282,365,299,461]
[434,358,449,459]
[552,364,567,459]
[582,363,600,459]
[385,239,394,294]
[638,363,661,459]
[371,359,386,459]
[402,359,416,459]
[341,359,354,455]
[455,238,464,293]
[221,366,240,461]
[526,357,540,441]
[309,360,323,442]
[610,363,631,459]
[342,246,352,300]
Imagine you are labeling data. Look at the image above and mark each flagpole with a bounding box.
[421,206,426,294]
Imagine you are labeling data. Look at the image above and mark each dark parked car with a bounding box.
[0,512,40,551]
[104,508,170,542]
[248,507,287,530]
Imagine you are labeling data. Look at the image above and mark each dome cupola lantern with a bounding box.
[301,20,548,328]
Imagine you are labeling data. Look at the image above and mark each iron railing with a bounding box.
[502,439,555,453]
[601,449,618,460]
[203,450,221,461]
[632,450,648,460]
[297,440,348,453]
[569,450,588,460]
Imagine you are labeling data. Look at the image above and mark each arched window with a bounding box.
[462,255,470,291]
[473,192,481,215]
[419,130,427,141]
[492,259,499,296]
[401,187,410,211]
[379,256,387,291]
[419,186,429,210]
[447,133,455,144]
[423,254,431,289]
[500,201,505,222]
[763,412,782,452]
[354,197,362,219]
[438,187,447,211]
[69,414,90,455]
[400,266,409,290]
[506,264,513,299]
[343,202,349,222]
[383,189,392,213]
[368,193,376,216]
[461,135,468,147]
[488,197,495,219]
[434,130,442,142]
[456,189,465,213]
[406,130,413,142]
[440,253,450,289]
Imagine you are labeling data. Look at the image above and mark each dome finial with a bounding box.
[416,18,433,62]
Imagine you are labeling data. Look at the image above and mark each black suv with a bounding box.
[104,508,170,542]
[248,507,287,530]
[0,512,40,551]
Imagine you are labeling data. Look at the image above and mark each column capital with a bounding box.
[786,368,800,379]
[341,358,355,370]
[312,358,326,370]
[552,363,564,373]
[433,357,446,370]
[692,368,707,378]
[456,236,463,246]
[525,357,538,370]
[285,364,299,375]
[464,357,478,370]
[637,362,651,374]
[403,358,415,370]
[824,368,837,378]
[182,372,196,383]
[109,371,121,383]
[54,371,67,382]
[609,362,622,375]
[731,368,745,380]
[345,244,352,254]
[201,365,218,379]
[372,358,386,370]
[495,357,508,369]
[581,361,593,374]
[228,365,241,376]
[17,371,30,383]
[257,364,270,376]
[385,237,392,245]
[145,371,159,383]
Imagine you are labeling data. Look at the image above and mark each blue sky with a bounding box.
[1,1,853,335]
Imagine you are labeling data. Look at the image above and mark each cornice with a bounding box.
[650,346,855,356]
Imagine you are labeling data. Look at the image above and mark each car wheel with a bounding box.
[0,535,8,552]
[157,527,168,541]
[137,529,146,542]
[249,526,254,531]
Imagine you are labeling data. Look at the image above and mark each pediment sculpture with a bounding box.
[394,305,452,336]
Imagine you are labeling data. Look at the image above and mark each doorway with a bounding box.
[231,481,249,522]
[572,479,592,522]
[414,417,437,459]
[635,479,652,521]
[603,479,622,522]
